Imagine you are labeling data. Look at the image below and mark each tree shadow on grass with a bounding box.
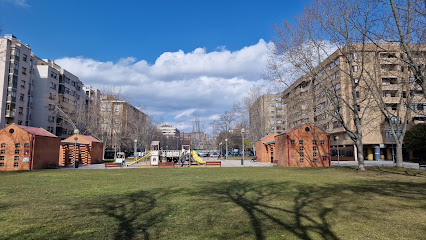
[196,178,426,240]
[367,166,426,178]
[78,188,176,240]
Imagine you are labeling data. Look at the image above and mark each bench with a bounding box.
[419,162,426,170]
[158,162,175,168]
[205,161,221,167]
[105,162,122,168]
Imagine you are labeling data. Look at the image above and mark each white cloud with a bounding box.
[55,39,272,132]
[1,0,29,7]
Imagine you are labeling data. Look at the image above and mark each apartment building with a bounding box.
[0,35,34,128]
[251,44,426,161]
[100,97,147,150]
[249,94,286,141]
[31,58,85,138]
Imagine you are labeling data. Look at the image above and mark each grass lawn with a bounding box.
[0,167,425,240]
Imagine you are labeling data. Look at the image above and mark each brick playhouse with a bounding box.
[0,124,61,171]
[59,134,103,166]
[256,124,331,167]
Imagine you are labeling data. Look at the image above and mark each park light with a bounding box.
[134,139,138,161]
[225,138,228,160]
[74,129,80,168]
[241,128,245,165]
[334,136,340,164]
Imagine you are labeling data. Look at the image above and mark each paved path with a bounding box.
[57,159,421,170]
[331,160,421,169]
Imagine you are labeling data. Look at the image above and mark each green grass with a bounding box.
[0,167,425,240]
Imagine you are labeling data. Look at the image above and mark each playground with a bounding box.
[0,167,424,239]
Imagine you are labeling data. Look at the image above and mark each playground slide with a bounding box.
[190,150,206,164]
[127,152,151,166]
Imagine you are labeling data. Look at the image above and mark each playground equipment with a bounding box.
[190,150,206,164]
[115,152,126,165]
[127,152,151,166]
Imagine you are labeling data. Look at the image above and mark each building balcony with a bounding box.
[6,96,16,103]
[5,110,16,118]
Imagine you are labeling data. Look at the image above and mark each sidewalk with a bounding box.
[331,160,421,169]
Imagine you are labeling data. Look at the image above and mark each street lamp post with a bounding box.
[134,139,137,160]
[219,142,222,157]
[225,138,228,160]
[74,129,80,168]
[335,136,340,164]
[241,128,245,165]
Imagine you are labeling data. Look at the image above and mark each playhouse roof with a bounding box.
[79,135,101,143]
[16,125,57,138]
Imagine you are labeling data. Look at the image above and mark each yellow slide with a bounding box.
[190,150,206,164]
[127,152,151,166]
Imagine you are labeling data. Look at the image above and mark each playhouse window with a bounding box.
[14,162,18,167]
[1,143,5,148]
[0,163,4,167]
[313,146,317,151]
[15,143,20,148]
[14,156,19,161]
[0,156,4,160]
[15,150,19,154]
[300,158,304,162]
[299,146,304,151]
[312,140,317,145]
[24,143,29,148]
[291,140,295,144]
[299,140,303,144]
[313,152,317,157]
[0,150,4,154]
[313,158,318,163]
[300,153,304,157]
[320,140,325,145]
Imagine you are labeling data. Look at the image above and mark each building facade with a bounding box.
[0,35,35,128]
[31,58,85,138]
[251,44,426,161]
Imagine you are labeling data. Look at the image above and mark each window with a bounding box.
[50,82,57,90]
[299,146,304,151]
[291,140,295,144]
[50,72,57,79]
[0,156,4,160]
[300,153,304,157]
[0,163,3,167]
[1,143,5,148]
[15,143,20,148]
[352,65,358,72]
[24,143,29,148]
[17,120,22,125]
[14,162,18,167]
[313,146,317,151]
[0,150,4,154]
[313,159,318,163]
[313,152,317,157]
[20,94,24,101]
[22,67,27,75]
[18,107,23,114]
[300,158,304,162]
[320,140,325,145]
[313,140,317,145]
[15,150,20,154]
[299,140,303,144]
[21,80,25,87]
[23,54,27,62]
[48,116,55,122]
[14,156,19,161]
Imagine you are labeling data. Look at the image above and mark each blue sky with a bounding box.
[0,0,305,132]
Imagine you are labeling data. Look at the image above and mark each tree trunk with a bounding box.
[355,138,366,171]
[395,142,404,167]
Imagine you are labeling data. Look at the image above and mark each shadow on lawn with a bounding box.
[368,166,426,178]
[197,179,425,240]
[80,189,175,240]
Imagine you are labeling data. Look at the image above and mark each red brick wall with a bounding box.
[277,124,330,167]
[33,136,61,169]
[255,134,277,163]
